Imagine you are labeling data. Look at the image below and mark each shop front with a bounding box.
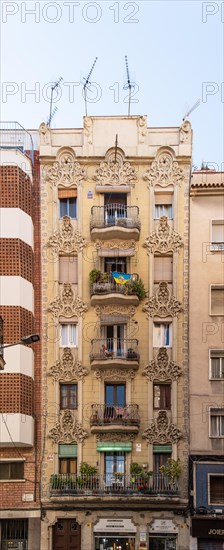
[191,518,224,550]
[94,518,136,550]
[148,519,178,550]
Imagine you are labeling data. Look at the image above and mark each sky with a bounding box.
[1,0,223,168]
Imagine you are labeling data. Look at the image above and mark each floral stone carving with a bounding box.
[142,347,182,382]
[96,432,136,442]
[47,216,87,256]
[43,152,86,187]
[95,304,136,318]
[143,282,183,318]
[143,151,184,187]
[94,152,137,187]
[95,240,137,252]
[48,348,88,381]
[143,216,183,254]
[94,368,136,381]
[142,410,182,444]
[48,410,88,443]
[48,283,88,318]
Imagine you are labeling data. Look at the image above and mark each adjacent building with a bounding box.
[189,170,224,550]
[0,123,41,549]
[39,116,192,550]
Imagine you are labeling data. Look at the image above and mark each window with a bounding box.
[104,452,126,486]
[58,444,77,474]
[210,285,224,315]
[211,220,224,250]
[105,384,126,407]
[153,384,171,409]
[153,323,172,347]
[1,519,28,546]
[104,256,127,274]
[154,193,173,219]
[210,350,224,379]
[60,324,77,347]
[59,256,78,284]
[210,408,224,437]
[154,256,173,282]
[0,461,24,480]
[153,445,172,475]
[58,189,77,219]
[60,384,77,409]
[209,475,224,504]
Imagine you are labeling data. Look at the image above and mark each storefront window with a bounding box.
[149,536,177,550]
[95,536,135,550]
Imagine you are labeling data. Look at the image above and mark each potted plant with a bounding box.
[125,278,147,301]
[159,458,181,491]
[79,462,98,491]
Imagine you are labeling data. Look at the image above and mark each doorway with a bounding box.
[53,519,81,550]
[95,535,135,550]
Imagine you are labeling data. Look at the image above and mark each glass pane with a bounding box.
[59,458,68,474]
[11,462,24,479]
[70,459,77,474]
[61,325,68,346]
[105,385,114,405]
[59,199,68,217]
[221,416,224,436]
[60,385,68,408]
[211,415,219,436]
[164,324,170,346]
[116,385,125,406]
[70,325,77,346]
[70,385,77,408]
[153,324,161,347]
[0,463,9,479]
[69,198,77,218]
[211,358,221,378]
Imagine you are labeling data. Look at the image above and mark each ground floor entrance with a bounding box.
[95,536,135,550]
[149,536,177,549]
[53,519,81,550]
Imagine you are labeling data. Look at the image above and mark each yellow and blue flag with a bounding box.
[112,272,131,285]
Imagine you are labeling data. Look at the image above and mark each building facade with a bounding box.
[39,115,192,550]
[0,123,41,549]
[189,170,224,550]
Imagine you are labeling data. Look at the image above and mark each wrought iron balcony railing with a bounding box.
[90,204,141,230]
[90,404,140,427]
[0,121,34,166]
[50,473,179,496]
[90,339,139,362]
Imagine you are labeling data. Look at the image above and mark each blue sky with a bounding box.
[1,0,223,167]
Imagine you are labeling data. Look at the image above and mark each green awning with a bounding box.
[153,444,172,453]
[97,442,132,452]
[58,444,77,458]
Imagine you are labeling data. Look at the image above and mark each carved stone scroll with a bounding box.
[94,151,137,187]
[143,151,184,188]
[47,216,87,255]
[96,432,136,442]
[95,305,136,318]
[95,240,137,253]
[48,283,88,318]
[142,410,182,444]
[48,348,88,381]
[94,369,136,381]
[43,151,86,187]
[48,410,88,443]
[143,282,183,318]
[142,347,182,382]
[143,217,183,254]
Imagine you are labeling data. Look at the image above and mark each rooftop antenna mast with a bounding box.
[83,57,98,117]
[183,98,200,121]
[114,134,118,164]
[48,76,63,127]
[124,56,133,117]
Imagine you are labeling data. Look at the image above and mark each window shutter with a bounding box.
[210,475,224,504]
[155,193,173,205]
[211,287,224,315]
[59,256,78,283]
[58,189,77,198]
[154,256,173,282]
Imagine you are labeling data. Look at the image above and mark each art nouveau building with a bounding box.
[189,170,224,550]
[0,123,41,549]
[39,116,192,550]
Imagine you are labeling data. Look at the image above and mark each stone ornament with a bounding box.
[138,116,147,143]
[84,116,93,144]
[47,216,87,255]
[179,120,191,143]
[43,149,86,187]
[94,150,137,187]
[48,409,88,443]
[143,216,183,254]
[39,122,51,145]
[96,432,136,442]
[48,347,88,381]
[48,283,88,318]
[94,369,136,381]
[143,282,183,318]
[95,240,137,252]
[143,151,184,188]
[142,410,182,444]
[142,347,182,382]
[95,304,136,318]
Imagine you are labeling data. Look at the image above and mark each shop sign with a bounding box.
[94,518,136,533]
[192,518,224,538]
[140,532,147,542]
[149,519,178,533]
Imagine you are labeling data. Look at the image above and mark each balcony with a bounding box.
[90,404,140,434]
[49,473,179,498]
[90,273,140,307]
[90,204,141,240]
[90,339,139,371]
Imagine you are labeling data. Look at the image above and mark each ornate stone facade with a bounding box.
[95,304,136,318]
[142,347,182,382]
[48,410,88,443]
[47,216,87,256]
[95,240,137,253]
[143,282,183,318]
[48,283,88,318]
[179,120,191,143]
[143,216,183,254]
[142,411,182,444]
[94,150,137,187]
[94,368,136,381]
[138,116,147,143]
[48,348,88,381]
[143,150,184,188]
[43,149,86,187]
[96,432,136,442]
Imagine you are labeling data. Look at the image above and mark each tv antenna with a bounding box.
[114,134,118,164]
[183,98,200,121]
[124,56,134,117]
[82,57,98,117]
[48,76,63,127]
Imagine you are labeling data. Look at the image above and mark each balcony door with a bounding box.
[104,256,127,274]
[105,384,126,407]
[104,452,126,487]
[105,324,125,356]
[104,193,127,224]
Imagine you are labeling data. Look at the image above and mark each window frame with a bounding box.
[153,383,171,410]
[59,197,77,219]
[208,473,224,505]
[60,383,78,410]
[60,323,77,347]
[209,407,224,438]
[0,460,25,481]
[210,219,224,251]
[210,284,224,316]
[209,349,224,380]
[153,322,172,348]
